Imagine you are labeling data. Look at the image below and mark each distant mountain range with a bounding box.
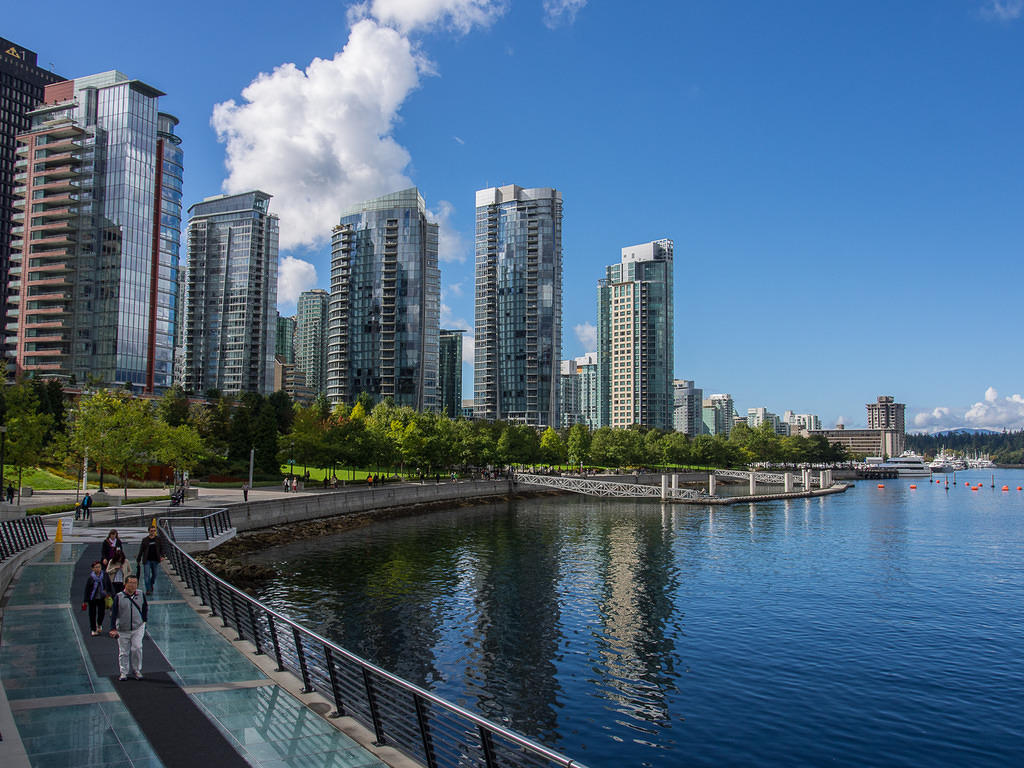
[912,427,1003,436]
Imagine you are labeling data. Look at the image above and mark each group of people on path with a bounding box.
[79,526,165,680]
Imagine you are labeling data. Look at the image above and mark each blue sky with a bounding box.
[5,1,1024,429]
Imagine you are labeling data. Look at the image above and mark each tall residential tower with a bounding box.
[296,288,328,395]
[10,72,182,390]
[597,239,674,430]
[473,185,562,427]
[180,191,278,395]
[1,39,63,358]
[326,188,440,409]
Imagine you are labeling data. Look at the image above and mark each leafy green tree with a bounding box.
[155,423,206,481]
[643,429,665,465]
[497,424,540,465]
[251,401,280,474]
[156,384,190,427]
[566,423,592,467]
[589,427,616,466]
[661,432,691,465]
[4,379,53,498]
[290,405,327,472]
[267,390,294,434]
[72,392,158,498]
[539,426,567,465]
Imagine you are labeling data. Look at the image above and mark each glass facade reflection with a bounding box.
[295,289,328,395]
[473,185,562,427]
[180,191,279,394]
[10,71,181,390]
[326,188,440,410]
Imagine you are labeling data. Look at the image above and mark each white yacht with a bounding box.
[929,455,955,473]
[967,453,996,469]
[879,452,932,477]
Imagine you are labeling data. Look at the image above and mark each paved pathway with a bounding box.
[0,524,393,768]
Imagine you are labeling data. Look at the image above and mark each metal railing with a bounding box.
[516,473,708,501]
[0,516,48,561]
[159,520,587,768]
[160,508,233,543]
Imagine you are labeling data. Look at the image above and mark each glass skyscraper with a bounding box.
[180,191,278,395]
[296,288,328,395]
[473,185,562,427]
[275,313,295,364]
[438,328,464,418]
[10,71,181,390]
[597,239,674,430]
[326,188,440,409]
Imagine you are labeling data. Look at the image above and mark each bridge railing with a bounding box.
[0,516,47,562]
[158,519,588,768]
[515,474,708,500]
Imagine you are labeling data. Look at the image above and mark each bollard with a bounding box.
[709,474,717,496]
[672,473,679,495]
[784,473,794,493]
[661,475,668,501]
[749,471,756,495]
[55,519,64,542]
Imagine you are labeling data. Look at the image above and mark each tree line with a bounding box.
[905,430,1024,465]
[1,380,850,490]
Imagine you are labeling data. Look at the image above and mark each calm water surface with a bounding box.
[251,472,1024,767]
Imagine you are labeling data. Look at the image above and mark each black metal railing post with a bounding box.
[414,692,438,768]
[267,615,285,671]
[363,668,387,746]
[293,626,313,693]
[324,646,345,718]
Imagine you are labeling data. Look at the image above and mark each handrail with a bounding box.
[0,516,48,561]
[158,519,588,768]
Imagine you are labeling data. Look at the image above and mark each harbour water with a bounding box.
[250,472,1024,767]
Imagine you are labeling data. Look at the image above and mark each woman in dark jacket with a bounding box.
[81,560,111,636]
[101,529,123,566]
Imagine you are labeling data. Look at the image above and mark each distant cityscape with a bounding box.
[1,38,908,458]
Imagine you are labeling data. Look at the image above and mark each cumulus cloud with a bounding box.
[356,0,507,34]
[439,301,474,366]
[213,19,425,250]
[981,0,1024,21]
[277,256,319,306]
[574,321,596,351]
[543,0,588,28]
[912,386,1024,431]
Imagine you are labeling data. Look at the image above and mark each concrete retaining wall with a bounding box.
[230,479,516,532]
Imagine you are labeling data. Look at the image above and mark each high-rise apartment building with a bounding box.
[866,395,905,433]
[296,289,328,395]
[560,352,598,429]
[1,40,63,358]
[702,393,735,437]
[326,188,440,409]
[275,313,295,364]
[784,411,821,432]
[673,379,703,436]
[473,185,562,427]
[747,407,789,435]
[438,329,464,418]
[180,191,278,395]
[597,239,674,430]
[9,72,182,390]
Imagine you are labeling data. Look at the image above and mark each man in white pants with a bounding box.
[108,575,148,680]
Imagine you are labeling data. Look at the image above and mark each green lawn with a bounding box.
[2,466,79,490]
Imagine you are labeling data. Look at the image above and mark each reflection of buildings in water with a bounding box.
[462,516,563,743]
[593,515,678,728]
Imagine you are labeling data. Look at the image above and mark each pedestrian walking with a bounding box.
[81,492,93,521]
[283,477,289,492]
[106,550,131,595]
[135,526,164,595]
[6,483,14,504]
[242,481,249,502]
[109,575,148,680]
[81,560,111,636]
[101,529,123,567]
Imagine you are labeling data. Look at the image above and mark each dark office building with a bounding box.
[0,39,63,361]
[438,329,465,418]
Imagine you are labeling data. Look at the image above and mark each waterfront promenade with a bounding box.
[0,519,414,768]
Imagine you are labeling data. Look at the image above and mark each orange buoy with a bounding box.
[971,487,978,491]
[877,484,884,488]
[965,482,970,486]
[910,484,917,489]
[1002,486,1009,491]
[1017,487,1022,491]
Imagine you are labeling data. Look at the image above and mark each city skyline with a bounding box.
[3,2,1024,428]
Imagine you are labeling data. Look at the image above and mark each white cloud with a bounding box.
[462,331,475,365]
[981,0,1024,21]
[574,321,596,351]
[277,256,319,306]
[213,19,425,250]
[446,281,464,297]
[912,386,1024,431]
[428,200,468,263]
[453,135,466,145]
[543,0,588,28]
[357,0,508,34]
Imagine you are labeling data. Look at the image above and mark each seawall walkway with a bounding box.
[0,523,413,768]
